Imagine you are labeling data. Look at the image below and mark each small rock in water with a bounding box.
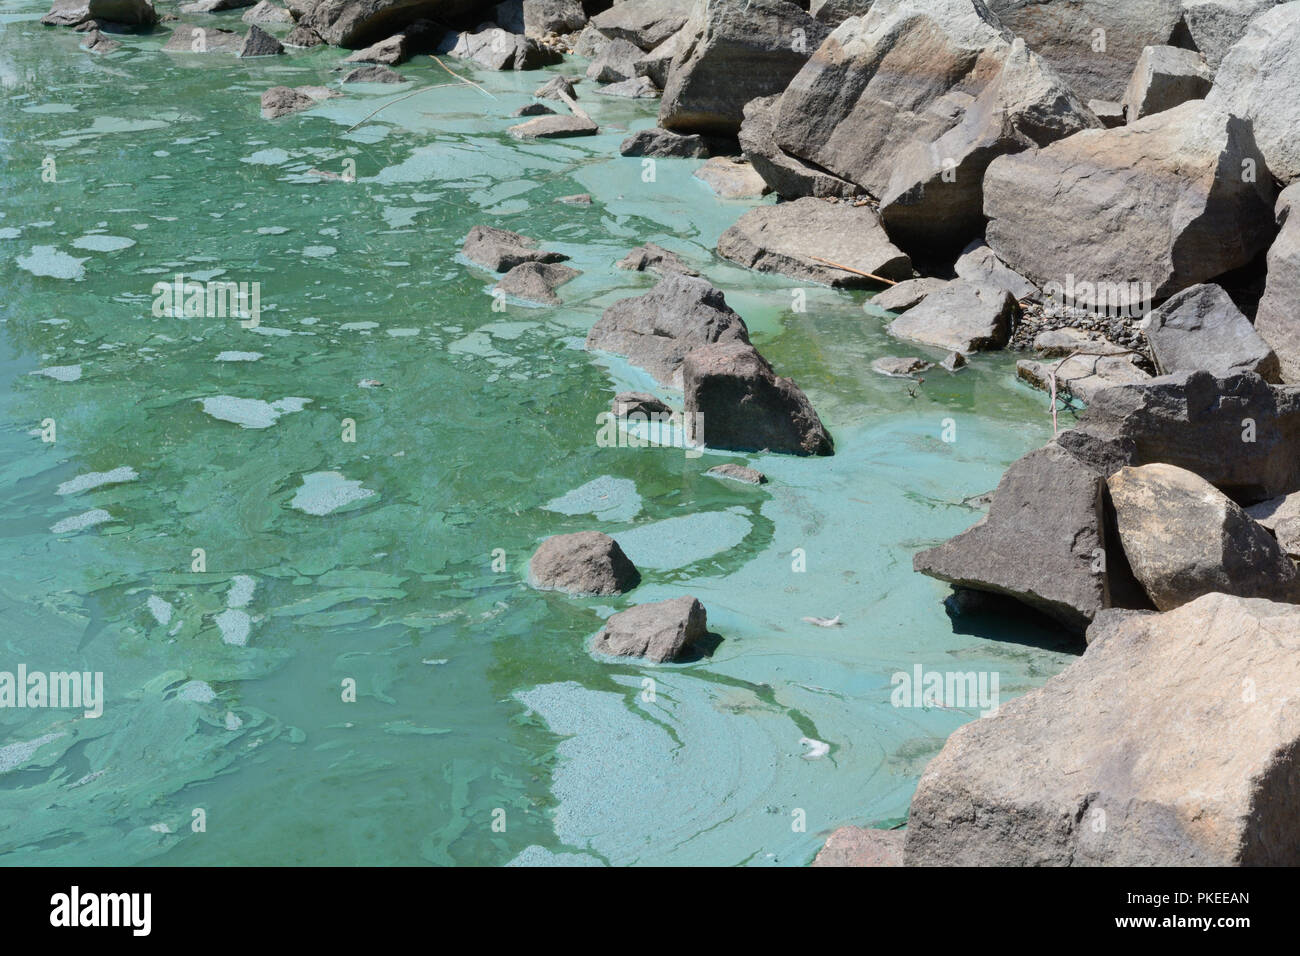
[939,351,967,372]
[705,463,767,485]
[529,531,640,595]
[343,64,407,84]
[556,193,592,205]
[615,242,698,276]
[871,356,931,378]
[612,391,671,418]
[513,102,555,116]
[591,595,709,663]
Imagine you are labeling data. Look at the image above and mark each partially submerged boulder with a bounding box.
[585,274,750,386]
[494,261,580,305]
[42,0,157,27]
[611,392,671,418]
[984,100,1278,303]
[619,127,707,158]
[716,198,912,288]
[239,23,285,56]
[906,592,1300,865]
[1120,45,1213,121]
[1255,184,1300,382]
[591,596,708,663]
[164,24,245,52]
[508,113,598,138]
[683,341,834,456]
[1108,463,1300,610]
[615,243,699,276]
[260,85,339,118]
[449,25,560,70]
[461,225,569,272]
[693,157,769,199]
[343,63,408,82]
[872,356,932,377]
[705,463,767,485]
[1141,283,1280,380]
[304,0,485,48]
[529,531,641,595]
[886,281,1017,354]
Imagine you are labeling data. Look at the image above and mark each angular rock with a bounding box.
[809,0,875,24]
[534,75,578,100]
[284,23,323,46]
[341,21,439,64]
[659,0,830,136]
[633,24,688,87]
[913,443,1112,631]
[571,22,607,57]
[596,75,659,98]
[1108,463,1300,610]
[813,827,904,867]
[872,356,931,377]
[461,225,569,272]
[1121,45,1213,122]
[260,85,339,118]
[508,113,598,138]
[1017,353,1151,405]
[585,36,643,82]
[693,157,769,199]
[450,25,561,70]
[494,260,580,305]
[343,63,407,82]
[1032,327,1115,357]
[556,193,591,205]
[1246,491,1300,558]
[615,242,699,276]
[81,28,121,52]
[242,0,292,22]
[953,241,1037,301]
[585,274,751,387]
[512,101,555,115]
[887,281,1017,354]
[591,596,707,663]
[1255,184,1300,382]
[612,392,671,417]
[984,101,1278,303]
[716,198,911,288]
[738,95,864,200]
[618,127,706,157]
[239,23,285,56]
[1141,283,1280,380]
[42,0,157,26]
[1056,370,1300,505]
[1206,1,1300,182]
[304,0,487,48]
[683,341,834,456]
[529,531,641,595]
[495,0,586,38]
[869,278,947,313]
[906,592,1300,865]
[1180,0,1283,71]
[164,24,244,52]
[1087,98,1126,128]
[590,0,693,50]
[985,0,1185,101]
[705,463,767,485]
[182,0,254,10]
[939,350,967,372]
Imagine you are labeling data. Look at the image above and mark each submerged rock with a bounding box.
[461,225,568,272]
[614,242,699,276]
[618,127,707,158]
[611,392,671,418]
[872,356,931,378]
[494,260,580,305]
[1108,463,1300,610]
[1141,283,1280,380]
[529,531,641,595]
[513,102,555,116]
[717,198,911,288]
[906,592,1300,865]
[586,274,750,387]
[887,281,1016,354]
[705,463,767,485]
[343,63,407,83]
[163,24,244,52]
[591,596,708,663]
[260,85,339,118]
[683,341,834,456]
[81,28,121,52]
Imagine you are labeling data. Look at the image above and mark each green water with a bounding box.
[0,8,1075,866]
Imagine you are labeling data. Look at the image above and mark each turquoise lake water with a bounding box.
[0,8,1076,865]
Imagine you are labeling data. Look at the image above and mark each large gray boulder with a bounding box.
[529,531,641,595]
[342,19,439,63]
[1016,351,1153,405]
[585,274,751,387]
[809,0,875,24]
[886,281,1017,354]
[591,596,708,662]
[985,0,1185,101]
[591,0,693,49]
[41,0,157,25]
[493,0,587,38]
[1255,184,1300,382]
[716,198,912,288]
[586,36,643,81]
[983,100,1277,304]
[913,443,1119,632]
[1120,45,1213,121]
[461,225,568,272]
[1206,1,1300,183]
[619,127,707,157]
[683,342,834,456]
[449,25,560,69]
[906,592,1300,865]
[1141,283,1280,380]
[738,95,865,200]
[304,0,484,47]
[658,0,830,136]
[1179,0,1285,70]
[1109,463,1300,609]
[953,240,1037,300]
[1056,370,1300,505]
[508,113,599,138]
[163,24,245,51]
[1247,490,1300,557]
[494,261,580,305]
[633,24,689,86]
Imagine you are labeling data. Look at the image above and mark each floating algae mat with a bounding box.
[0,12,1077,866]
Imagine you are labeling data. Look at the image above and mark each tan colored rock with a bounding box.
[812,827,904,866]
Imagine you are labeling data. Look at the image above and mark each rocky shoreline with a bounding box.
[43,0,1300,865]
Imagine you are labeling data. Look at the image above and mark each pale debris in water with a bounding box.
[56,465,138,496]
[802,615,842,627]
[215,608,251,646]
[147,595,173,626]
[800,737,830,759]
[50,508,111,534]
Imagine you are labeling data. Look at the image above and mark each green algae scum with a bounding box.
[0,8,1077,866]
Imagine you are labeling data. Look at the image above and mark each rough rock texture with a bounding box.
[633,25,688,87]
[42,0,157,26]
[985,0,1185,102]
[1255,184,1300,382]
[872,356,931,377]
[906,592,1300,865]
[812,827,904,867]
[449,25,560,70]
[284,23,324,45]
[887,281,1016,353]
[984,101,1278,303]
[809,0,875,23]
[585,274,750,387]
[239,23,284,55]
[914,443,1116,631]
[1056,370,1300,505]
[494,260,580,305]
[683,342,834,456]
[82,28,121,52]
[163,24,245,51]
[619,127,707,157]
[529,531,641,595]
[342,20,439,64]
[705,463,767,485]
[953,240,1037,300]
[615,242,699,275]
[1017,352,1152,404]
[716,198,912,288]
[534,74,577,99]
[1108,463,1300,609]
[1088,98,1125,128]
[1180,0,1284,70]
[586,36,642,82]
[461,225,568,272]
[494,0,586,38]
[1121,45,1213,121]
[1206,2,1300,183]
[343,63,407,82]
[591,596,707,663]
[181,0,254,11]
[1142,283,1280,380]
[878,37,1102,253]
[509,113,598,138]
[242,0,293,22]
[513,102,554,116]
[260,84,339,117]
[870,277,948,313]
[739,95,865,200]
[304,0,485,48]
[596,76,659,98]
[658,0,830,136]
[611,392,671,417]
[591,0,692,50]
[1246,490,1300,558]
[693,157,769,199]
